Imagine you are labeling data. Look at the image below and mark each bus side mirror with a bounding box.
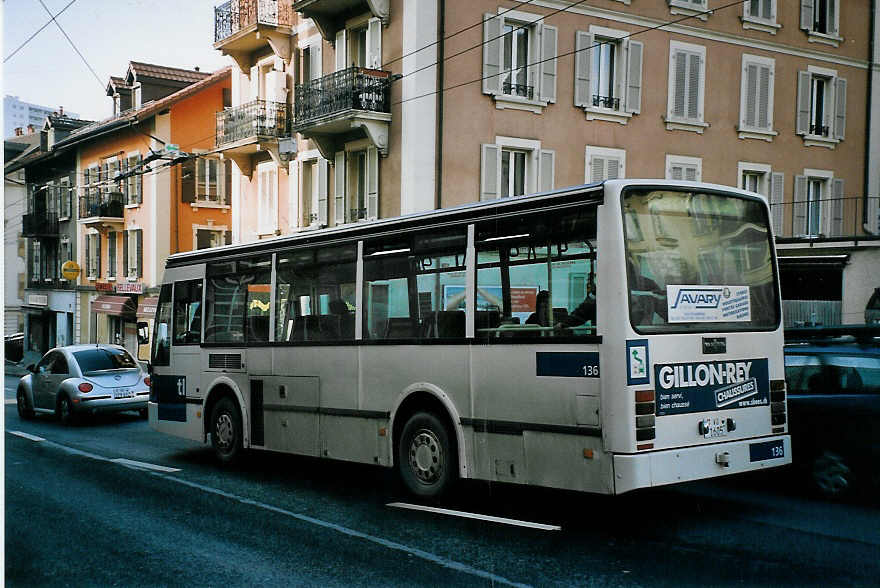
[136,321,149,345]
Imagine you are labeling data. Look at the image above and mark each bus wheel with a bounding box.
[210,396,242,465]
[398,411,456,500]
[812,451,853,497]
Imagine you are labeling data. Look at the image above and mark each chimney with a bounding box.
[59,106,64,116]
[194,66,200,72]
[14,127,23,136]
[26,124,35,134]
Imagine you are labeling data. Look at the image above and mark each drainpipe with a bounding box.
[865,0,876,228]
[434,0,445,211]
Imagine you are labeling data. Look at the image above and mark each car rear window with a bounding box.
[785,352,880,395]
[73,348,138,373]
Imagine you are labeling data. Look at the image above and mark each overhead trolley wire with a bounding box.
[3,0,78,63]
[36,0,105,90]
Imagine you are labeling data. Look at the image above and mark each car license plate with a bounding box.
[113,388,133,399]
[749,439,785,462]
[700,417,727,438]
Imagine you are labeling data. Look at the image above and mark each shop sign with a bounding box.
[95,282,114,292]
[116,282,144,294]
[27,294,48,307]
[61,260,81,281]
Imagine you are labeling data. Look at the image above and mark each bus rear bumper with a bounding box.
[612,435,791,494]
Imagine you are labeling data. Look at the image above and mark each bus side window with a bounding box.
[363,240,415,340]
[172,279,203,346]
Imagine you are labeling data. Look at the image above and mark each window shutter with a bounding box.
[96,234,102,278]
[830,178,844,236]
[336,29,347,71]
[687,53,701,120]
[834,77,847,140]
[135,154,143,204]
[123,230,129,278]
[800,0,813,30]
[266,70,286,104]
[574,31,593,107]
[671,165,683,181]
[310,43,322,80]
[539,149,555,192]
[136,229,143,278]
[250,65,259,100]
[121,158,129,202]
[684,166,697,182]
[540,24,557,103]
[225,230,232,246]
[223,159,232,205]
[334,151,345,225]
[366,146,379,220]
[758,64,771,129]
[482,13,502,95]
[181,159,195,203]
[85,234,90,277]
[625,40,643,114]
[607,158,620,180]
[743,63,758,128]
[793,175,808,235]
[288,160,299,229]
[480,143,500,201]
[317,158,328,226]
[827,0,838,35]
[770,172,784,236]
[367,17,382,69]
[796,71,811,135]
[590,156,606,183]
[672,50,687,118]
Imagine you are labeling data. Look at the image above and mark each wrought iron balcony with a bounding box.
[79,192,125,221]
[592,94,620,110]
[216,100,290,147]
[214,0,293,43]
[293,67,391,129]
[502,82,534,100]
[809,123,830,137]
[22,212,59,238]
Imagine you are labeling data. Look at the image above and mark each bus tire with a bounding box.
[210,396,243,465]
[397,411,456,500]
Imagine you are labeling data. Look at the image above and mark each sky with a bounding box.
[2,0,231,122]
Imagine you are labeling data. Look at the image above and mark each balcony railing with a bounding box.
[502,82,534,100]
[214,0,293,43]
[294,67,391,128]
[216,100,290,146]
[809,123,830,137]
[79,192,124,220]
[592,94,620,110]
[770,196,880,240]
[22,212,59,238]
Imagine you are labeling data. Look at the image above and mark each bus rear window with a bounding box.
[623,189,779,334]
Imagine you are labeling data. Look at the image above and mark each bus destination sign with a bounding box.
[653,358,769,416]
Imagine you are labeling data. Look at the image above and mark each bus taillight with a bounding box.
[770,379,786,430]
[635,389,656,445]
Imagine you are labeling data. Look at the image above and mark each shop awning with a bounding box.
[136,297,159,318]
[91,295,137,317]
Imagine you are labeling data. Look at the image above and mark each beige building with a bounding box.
[211,0,877,325]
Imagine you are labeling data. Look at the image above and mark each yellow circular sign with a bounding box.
[61,260,81,281]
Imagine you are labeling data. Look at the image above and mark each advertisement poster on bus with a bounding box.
[653,358,769,416]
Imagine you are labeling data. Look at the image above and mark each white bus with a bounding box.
[149,180,791,498]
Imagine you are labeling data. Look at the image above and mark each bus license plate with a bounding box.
[701,417,727,438]
[113,388,133,399]
[749,439,785,462]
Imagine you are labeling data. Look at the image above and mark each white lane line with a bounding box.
[387,502,562,532]
[8,430,46,442]
[8,434,530,587]
[111,458,181,473]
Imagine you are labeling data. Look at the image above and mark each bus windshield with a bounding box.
[622,188,779,334]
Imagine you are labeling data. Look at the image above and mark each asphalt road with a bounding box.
[5,374,880,586]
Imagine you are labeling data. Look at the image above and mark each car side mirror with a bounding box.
[136,321,150,345]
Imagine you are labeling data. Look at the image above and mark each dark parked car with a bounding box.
[784,339,880,497]
[17,344,150,424]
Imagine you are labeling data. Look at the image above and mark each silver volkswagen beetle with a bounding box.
[17,344,150,424]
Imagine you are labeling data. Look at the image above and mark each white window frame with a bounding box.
[741,0,780,34]
[665,154,703,182]
[738,54,777,141]
[127,228,140,281]
[480,136,554,201]
[193,224,230,250]
[666,41,708,133]
[195,156,224,204]
[585,146,626,183]
[737,161,772,197]
[669,0,710,22]
[798,168,836,237]
[801,0,842,47]
[257,161,279,236]
[482,8,557,114]
[798,65,845,149]
[578,25,641,125]
[86,231,100,280]
[498,136,540,198]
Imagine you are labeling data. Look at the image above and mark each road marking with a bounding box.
[111,458,181,473]
[8,430,45,442]
[6,434,530,587]
[387,502,561,531]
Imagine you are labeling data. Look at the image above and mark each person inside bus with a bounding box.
[526,291,551,326]
[557,279,597,328]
